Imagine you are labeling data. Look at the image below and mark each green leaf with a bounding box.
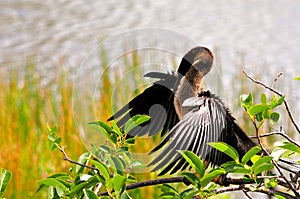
[69,175,99,197]
[252,156,274,175]
[88,121,111,132]
[208,142,239,162]
[125,138,135,145]
[252,156,273,166]
[248,104,269,116]
[180,187,199,198]
[260,93,267,104]
[76,152,91,174]
[106,155,125,175]
[178,151,204,177]
[294,76,300,81]
[38,178,68,192]
[124,115,150,134]
[256,112,264,122]
[160,192,181,199]
[240,93,253,109]
[120,191,132,199]
[250,155,261,164]
[262,110,270,119]
[270,95,285,109]
[181,172,200,187]
[203,182,217,192]
[241,146,261,165]
[270,112,280,124]
[264,177,278,188]
[48,134,62,151]
[127,175,137,184]
[112,121,122,137]
[48,186,55,199]
[88,159,110,182]
[37,173,70,193]
[160,184,178,193]
[275,193,288,199]
[100,196,111,199]
[89,121,116,144]
[221,162,250,174]
[46,123,58,133]
[112,174,127,193]
[99,145,114,154]
[83,189,99,199]
[0,169,12,193]
[69,181,88,196]
[200,168,226,187]
[55,185,65,197]
[48,173,70,180]
[253,163,274,175]
[271,147,290,161]
[275,142,300,154]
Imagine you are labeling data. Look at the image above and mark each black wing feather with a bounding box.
[108,73,180,137]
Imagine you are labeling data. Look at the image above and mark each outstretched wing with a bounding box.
[107,72,180,137]
[148,91,228,175]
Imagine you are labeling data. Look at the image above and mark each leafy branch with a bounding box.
[241,71,300,197]
[243,70,300,135]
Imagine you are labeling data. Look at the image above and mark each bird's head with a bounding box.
[178,46,214,77]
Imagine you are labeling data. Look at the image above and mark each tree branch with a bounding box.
[249,130,300,148]
[98,176,188,196]
[243,70,300,135]
[97,175,295,197]
[60,146,98,171]
[213,185,297,199]
[58,146,298,197]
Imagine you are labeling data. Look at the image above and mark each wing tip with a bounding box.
[107,116,114,121]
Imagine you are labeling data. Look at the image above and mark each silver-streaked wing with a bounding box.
[149,94,227,175]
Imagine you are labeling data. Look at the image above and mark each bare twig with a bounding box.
[243,70,300,135]
[243,189,254,199]
[60,146,97,171]
[249,131,300,148]
[271,72,283,88]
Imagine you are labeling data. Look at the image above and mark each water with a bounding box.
[1,0,300,72]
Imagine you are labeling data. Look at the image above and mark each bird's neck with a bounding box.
[185,66,204,94]
[174,67,204,118]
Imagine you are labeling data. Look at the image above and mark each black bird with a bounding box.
[108,47,299,175]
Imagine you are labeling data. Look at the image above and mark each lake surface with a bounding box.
[1,0,299,73]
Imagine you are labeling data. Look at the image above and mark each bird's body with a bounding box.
[108,46,299,175]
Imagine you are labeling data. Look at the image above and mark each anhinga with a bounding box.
[108,47,299,175]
